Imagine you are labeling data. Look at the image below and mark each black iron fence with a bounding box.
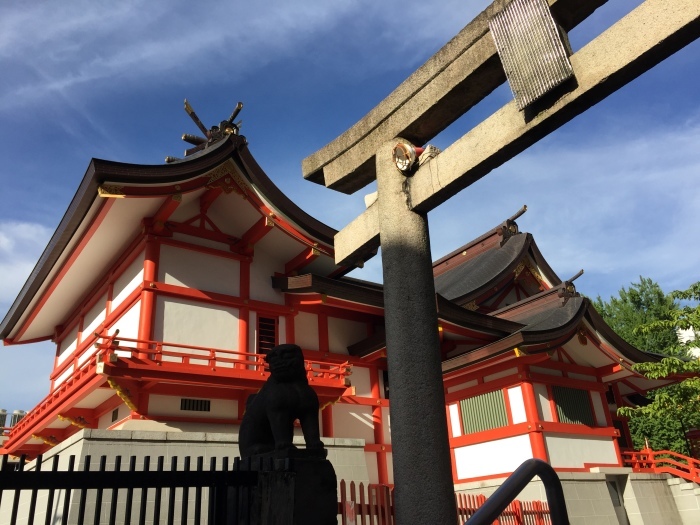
[0,453,292,525]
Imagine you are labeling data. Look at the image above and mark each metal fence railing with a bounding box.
[0,453,285,525]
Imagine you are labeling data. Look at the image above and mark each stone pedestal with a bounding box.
[248,449,337,525]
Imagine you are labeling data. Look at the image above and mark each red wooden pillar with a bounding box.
[238,259,251,365]
[611,383,633,454]
[137,236,159,357]
[370,367,389,484]
[520,375,548,461]
[318,313,329,353]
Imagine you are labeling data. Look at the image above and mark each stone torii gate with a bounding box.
[302,0,699,523]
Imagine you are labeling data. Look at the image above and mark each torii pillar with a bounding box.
[302,1,700,524]
[375,140,457,524]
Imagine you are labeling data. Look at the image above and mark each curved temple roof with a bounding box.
[0,135,362,344]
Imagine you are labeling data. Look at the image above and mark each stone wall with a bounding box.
[454,468,699,525]
[0,429,367,525]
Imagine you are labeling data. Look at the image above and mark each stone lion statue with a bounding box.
[239,344,324,457]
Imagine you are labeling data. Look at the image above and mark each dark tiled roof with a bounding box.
[435,233,529,301]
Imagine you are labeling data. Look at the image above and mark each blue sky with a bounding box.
[1,1,698,413]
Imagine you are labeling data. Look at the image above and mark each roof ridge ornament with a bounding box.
[500,204,527,245]
[561,268,584,297]
[165,100,244,163]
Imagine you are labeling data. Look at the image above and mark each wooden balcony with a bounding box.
[2,333,352,457]
[94,334,352,395]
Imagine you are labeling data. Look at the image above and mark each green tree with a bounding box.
[635,281,700,356]
[594,278,700,455]
[593,276,682,356]
[618,357,700,455]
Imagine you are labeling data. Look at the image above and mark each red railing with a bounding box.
[622,448,700,483]
[5,351,103,448]
[95,334,352,385]
[337,480,551,525]
[4,334,351,455]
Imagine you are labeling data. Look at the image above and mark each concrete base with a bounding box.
[0,429,367,525]
[454,471,700,525]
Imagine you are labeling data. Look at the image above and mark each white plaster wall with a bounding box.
[534,383,553,421]
[53,364,75,390]
[154,296,238,352]
[530,366,562,377]
[83,293,107,340]
[544,434,618,468]
[249,249,284,305]
[278,316,286,345]
[109,301,141,341]
[57,325,79,366]
[381,407,391,444]
[327,317,366,355]
[98,403,123,429]
[449,404,462,437]
[507,386,527,424]
[590,391,608,427]
[454,434,533,480]
[484,367,517,382]
[568,373,596,383]
[248,310,257,354]
[148,395,237,420]
[112,252,144,310]
[386,453,394,484]
[333,404,375,444]
[364,452,379,485]
[294,312,319,351]
[350,367,372,398]
[77,345,97,367]
[170,232,228,252]
[159,244,240,296]
[447,379,479,394]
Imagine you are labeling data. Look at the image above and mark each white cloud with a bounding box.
[0,221,52,311]
[0,1,489,112]
[425,113,700,299]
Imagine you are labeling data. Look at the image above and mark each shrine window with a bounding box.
[257,316,277,354]
[180,398,211,412]
[552,386,595,426]
[459,390,508,434]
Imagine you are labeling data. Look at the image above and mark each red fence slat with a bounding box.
[338,479,550,525]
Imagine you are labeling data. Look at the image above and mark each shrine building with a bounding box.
[0,130,675,489]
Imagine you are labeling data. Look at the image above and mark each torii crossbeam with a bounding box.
[303,0,700,523]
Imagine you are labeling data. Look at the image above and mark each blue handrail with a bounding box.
[466,459,569,525]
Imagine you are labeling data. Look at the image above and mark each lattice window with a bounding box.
[552,386,595,426]
[180,398,211,412]
[258,317,277,354]
[459,390,508,434]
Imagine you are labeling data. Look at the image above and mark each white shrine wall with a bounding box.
[249,247,285,305]
[158,244,240,296]
[112,252,144,311]
[328,317,366,355]
[453,434,533,480]
[545,434,618,468]
[147,395,237,420]
[294,312,319,351]
[153,296,239,352]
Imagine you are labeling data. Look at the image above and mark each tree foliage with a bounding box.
[593,276,682,356]
[594,278,700,455]
[635,281,700,356]
[618,358,700,454]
